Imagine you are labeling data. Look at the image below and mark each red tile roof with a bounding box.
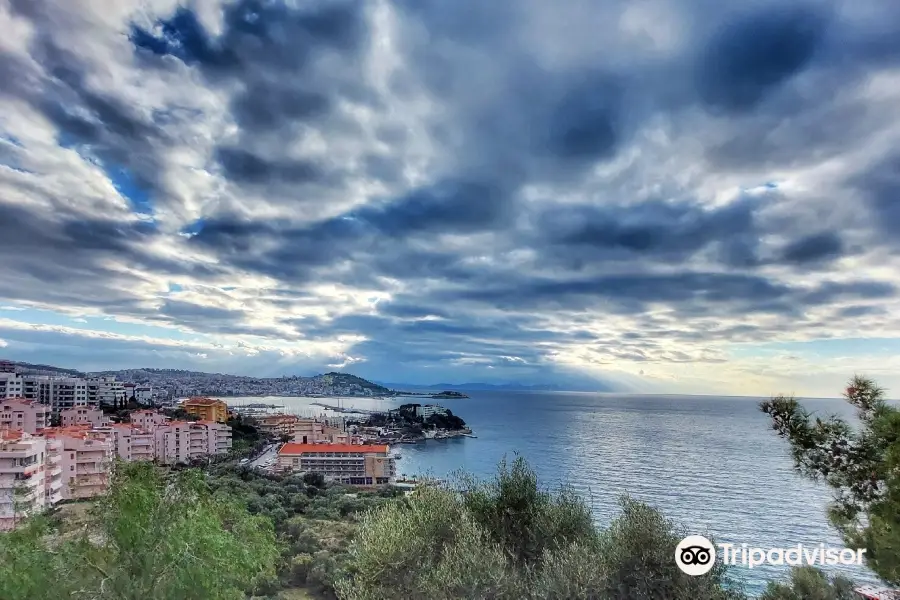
[278,443,388,455]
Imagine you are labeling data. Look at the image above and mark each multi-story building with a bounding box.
[182,397,229,423]
[154,421,232,465]
[97,424,155,462]
[87,377,126,407]
[0,430,62,530]
[256,414,299,437]
[0,360,15,373]
[43,426,114,500]
[133,386,153,404]
[0,398,50,434]
[415,404,449,419]
[60,406,111,428]
[293,418,325,444]
[0,373,23,398]
[291,418,359,445]
[130,409,169,429]
[7,376,91,412]
[277,443,395,486]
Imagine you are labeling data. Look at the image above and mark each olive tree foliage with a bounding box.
[0,461,280,600]
[761,375,900,585]
[337,456,745,600]
[759,566,857,600]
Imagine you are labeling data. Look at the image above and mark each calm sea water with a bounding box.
[222,391,880,595]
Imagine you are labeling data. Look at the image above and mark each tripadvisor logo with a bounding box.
[675,535,717,576]
[675,535,868,576]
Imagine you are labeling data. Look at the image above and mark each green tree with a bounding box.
[761,375,900,585]
[0,461,279,600]
[336,456,744,600]
[759,566,856,600]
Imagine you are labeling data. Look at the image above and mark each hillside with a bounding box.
[3,360,391,397]
[5,361,85,377]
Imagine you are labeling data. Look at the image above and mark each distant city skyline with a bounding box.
[2,1,900,398]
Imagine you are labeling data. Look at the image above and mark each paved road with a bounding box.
[248,443,279,469]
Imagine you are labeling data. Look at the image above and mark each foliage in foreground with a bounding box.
[761,375,900,585]
[0,454,873,600]
[759,566,857,600]
[0,462,279,600]
[336,456,746,600]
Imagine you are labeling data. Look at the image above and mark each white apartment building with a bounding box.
[154,421,232,465]
[0,430,63,530]
[0,398,50,434]
[133,386,153,404]
[4,376,90,412]
[0,372,23,398]
[415,404,450,419]
[87,377,127,407]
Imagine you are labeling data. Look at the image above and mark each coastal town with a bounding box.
[0,359,472,531]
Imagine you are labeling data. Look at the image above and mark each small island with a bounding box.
[429,390,469,399]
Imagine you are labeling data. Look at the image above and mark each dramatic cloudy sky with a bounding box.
[1,0,899,396]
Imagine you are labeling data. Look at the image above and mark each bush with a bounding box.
[335,456,745,600]
[759,566,856,600]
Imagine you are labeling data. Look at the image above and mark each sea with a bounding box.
[220,391,881,596]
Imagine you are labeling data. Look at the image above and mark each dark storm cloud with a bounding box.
[853,154,900,240]
[434,272,895,318]
[779,231,844,264]
[213,147,329,186]
[0,200,226,311]
[696,5,829,113]
[836,305,886,319]
[538,197,763,267]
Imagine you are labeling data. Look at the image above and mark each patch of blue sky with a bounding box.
[0,134,31,174]
[180,218,206,236]
[168,283,184,293]
[730,338,900,359]
[103,163,154,217]
[0,306,197,342]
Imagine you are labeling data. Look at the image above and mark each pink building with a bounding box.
[130,409,169,429]
[60,406,111,428]
[154,420,232,465]
[0,398,50,434]
[0,430,62,530]
[97,424,155,462]
[292,418,360,445]
[43,426,114,500]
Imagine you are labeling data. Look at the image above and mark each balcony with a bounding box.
[76,453,107,463]
[74,474,107,486]
[76,464,105,475]
[47,453,61,464]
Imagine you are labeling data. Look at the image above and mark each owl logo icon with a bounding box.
[675,535,716,576]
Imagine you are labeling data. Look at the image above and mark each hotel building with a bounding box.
[277,443,395,486]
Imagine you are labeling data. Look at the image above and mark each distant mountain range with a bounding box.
[378,381,615,393]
